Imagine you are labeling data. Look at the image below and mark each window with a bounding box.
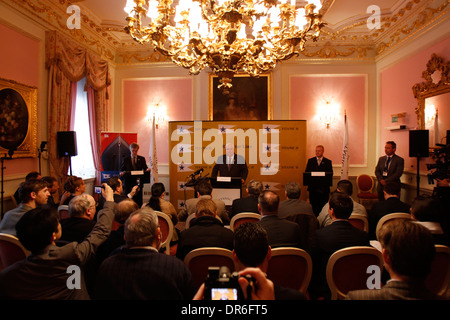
[71,77,95,179]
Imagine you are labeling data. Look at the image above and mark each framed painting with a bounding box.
[0,78,38,158]
[209,73,272,121]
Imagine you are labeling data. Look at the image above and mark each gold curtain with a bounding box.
[45,30,111,187]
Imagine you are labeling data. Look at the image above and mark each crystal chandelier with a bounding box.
[124,0,325,94]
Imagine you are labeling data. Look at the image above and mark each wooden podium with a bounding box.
[210,177,242,206]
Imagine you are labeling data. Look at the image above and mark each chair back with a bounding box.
[357,174,374,193]
[230,212,261,231]
[375,213,411,239]
[184,247,235,289]
[326,246,384,300]
[58,205,70,220]
[348,214,369,232]
[425,245,450,296]
[0,233,30,271]
[285,213,319,252]
[155,211,174,255]
[266,247,312,294]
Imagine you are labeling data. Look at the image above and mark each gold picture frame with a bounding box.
[0,78,38,158]
[208,73,273,121]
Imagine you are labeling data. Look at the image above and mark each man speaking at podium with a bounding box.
[305,145,333,216]
[211,143,248,184]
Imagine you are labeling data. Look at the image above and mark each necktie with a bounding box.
[385,156,391,169]
[133,157,137,170]
[228,157,232,170]
[317,158,322,166]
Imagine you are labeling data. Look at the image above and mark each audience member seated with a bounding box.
[96,199,139,265]
[176,199,234,262]
[0,179,50,236]
[13,171,41,205]
[233,222,306,300]
[369,181,410,238]
[278,181,314,218]
[0,184,115,300]
[93,207,196,300]
[178,180,229,225]
[230,179,263,219]
[410,195,449,246]
[61,176,86,205]
[346,219,439,300]
[60,194,97,243]
[309,191,370,300]
[257,190,303,249]
[42,176,60,209]
[97,176,138,211]
[317,180,367,228]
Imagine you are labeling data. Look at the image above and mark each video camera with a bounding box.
[427,143,450,184]
[204,266,253,300]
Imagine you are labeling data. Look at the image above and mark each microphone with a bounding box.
[192,168,204,176]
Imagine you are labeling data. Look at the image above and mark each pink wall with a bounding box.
[290,75,366,167]
[0,23,40,176]
[123,78,193,164]
[380,36,450,172]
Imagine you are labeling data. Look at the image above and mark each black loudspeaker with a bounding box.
[57,131,78,157]
[409,130,429,157]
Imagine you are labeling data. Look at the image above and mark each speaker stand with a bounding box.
[416,156,421,198]
[69,156,73,176]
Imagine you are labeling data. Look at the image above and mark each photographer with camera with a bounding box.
[193,222,305,300]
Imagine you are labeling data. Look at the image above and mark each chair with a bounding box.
[229,212,261,231]
[425,245,450,297]
[185,214,222,229]
[155,211,174,255]
[0,233,30,272]
[57,205,70,220]
[326,246,384,300]
[348,214,369,232]
[375,212,411,239]
[184,247,235,289]
[266,247,313,294]
[356,174,378,203]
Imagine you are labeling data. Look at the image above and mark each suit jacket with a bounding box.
[369,196,410,238]
[94,247,196,300]
[121,155,148,172]
[258,215,303,248]
[183,195,229,224]
[0,202,115,300]
[309,220,370,299]
[375,154,404,188]
[211,154,248,181]
[305,157,333,192]
[176,216,234,261]
[231,195,260,219]
[60,217,96,243]
[278,199,314,218]
[346,280,439,300]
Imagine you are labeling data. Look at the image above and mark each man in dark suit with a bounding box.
[230,179,263,219]
[211,143,248,184]
[309,191,370,300]
[60,194,97,243]
[176,199,234,262]
[120,142,149,206]
[346,219,438,300]
[257,190,303,249]
[305,145,333,216]
[369,181,410,238]
[93,206,197,300]
[375,140,404,201]
[278,181,314,218]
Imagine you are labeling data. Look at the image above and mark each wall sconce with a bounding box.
[146,103,167,129]
[318,100,340,128]
[425,104,436,126]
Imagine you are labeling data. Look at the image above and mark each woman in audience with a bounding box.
[143,182,178,242]
[61,175,85,205]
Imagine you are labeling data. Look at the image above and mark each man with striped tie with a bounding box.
[375,141,404,201]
